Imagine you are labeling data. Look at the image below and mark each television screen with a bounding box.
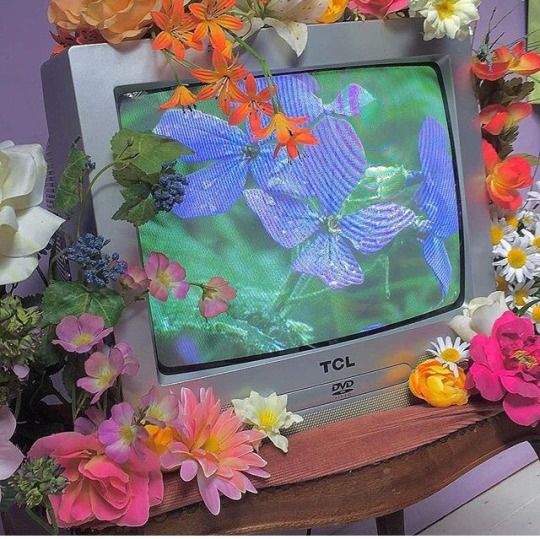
[117,64,463,373]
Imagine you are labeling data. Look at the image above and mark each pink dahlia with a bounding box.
[161,388,269,515]
[469,311,540,426]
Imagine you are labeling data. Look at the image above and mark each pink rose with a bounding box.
[468,311,540,426]
[29,432,163,528]
[348,0,408,18]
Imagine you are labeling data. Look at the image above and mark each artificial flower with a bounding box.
[160,85,199,111]
[53,314,114,354]
[493,236,540,284]
[232,391,303,452]
[228,74,275,130]
[74,407,105,435]
[189,0,243,52]
[479,102,533,137]
[0,141,64,286]
[517,210,539,232]
[120,264,150,292]
[426,336,470,376]
[506,281,539,310]
[29,432,163,527]
[141,386,179,425]
[526,302,540,332]
[483,140,532,211]
[319,0,348,22]
[468,311,540,426]
[152,0,203,60]
[472,41,540,80]
[98,402,147,463]
[50,27,104,55]
[198,276,237,318]
[349,0,408,18]
[490,213,517,248]
[145,252,190,302]
[409,359,469,407]
[77,344,139,404]
[522,225,540,250]
[410,0,481,41]
[0,407,24,500]
[449,291,509,342]
[48,0,86,31]
[160,388,269,515]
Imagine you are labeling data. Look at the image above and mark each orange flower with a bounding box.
[479,102,533,136]
[152,0,203,60]
[228,74,275,129]
[145,425,180,455]
[192,50,248,114]
[473,41,540,81]
[483,140,532,211]
[507,41,540,77]
[409,359,469,408]
[160,85,198,110]
[252,112,318,159]
[189,0,243,53]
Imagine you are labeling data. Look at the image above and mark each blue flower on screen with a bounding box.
[154,109,285,218]
[245,117,416,288]
[414,117,459,297]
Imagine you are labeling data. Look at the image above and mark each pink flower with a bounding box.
[145,252,190,302]
[0,407,24,494]
[468,311,540,426]
[29,432,163,528]
[120,265,150,292]
[141,387,179,426]
[53,314,113,353]
[77,343,139,404]
[198,277,237,319]
[98,403,148,464]
[74,407,105,435]
[348,0,408,18]
[160,388,269,515]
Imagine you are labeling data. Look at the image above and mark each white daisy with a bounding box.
[522,223,540,251]
[427,336,470,377]
[410,0,481,41]
[526,302,540,332]
[505,280,539,310]
[490,214,517,249]
[493,236,540,284]
[517,210,539,232]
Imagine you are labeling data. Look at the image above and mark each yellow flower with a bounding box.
[145,424,179,456]
[408,359,469,408]
[319,0,348,23]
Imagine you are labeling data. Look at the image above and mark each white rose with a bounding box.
[449,291,509,342]
[0,141,64,286]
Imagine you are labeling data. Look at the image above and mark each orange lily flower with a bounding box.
[152,0,203,60]
[192,50,248,114]
[473,41,540,81]
[252,112,318,159]
[483,140,532,210]
[160,84,198,110]
[228,74,275,129]
[189,0,243,53]
[479,102,533,136]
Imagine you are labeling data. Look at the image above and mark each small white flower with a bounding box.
[232,391,303,453]
[517,210,539,232]
[506,280,539,310]
[526,302,540,332]
[411,0,481,41]
[427,336,470,377]
[490,215,517,250]
[493,236,540,284]
[521,224,540,250]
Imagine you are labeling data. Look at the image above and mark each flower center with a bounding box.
[97,366,116,388]
[505,215,519,230]
[533,237,540,249]
[120,424,137,444]
[258,408,278,429]
[496,274,508,291]
[491,225,504,246]
[514,289,529,307]
[440,348,461,362]
[203,434,221,453]
[531,305,540,324]
[321,215,341,235]
[156,270,173,287]
[73,333,94,346]
[512,349,538,369]
[243,144,261,159]
[507,247,527,269]
[434,0,456,19]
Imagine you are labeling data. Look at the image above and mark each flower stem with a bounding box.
[25,504,57,536]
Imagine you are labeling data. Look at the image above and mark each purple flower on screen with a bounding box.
[245,117,416,288]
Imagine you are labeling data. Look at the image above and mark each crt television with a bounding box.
[42,19,493,428]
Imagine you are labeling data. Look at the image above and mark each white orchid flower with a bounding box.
[0,406,24,501]
[449,291,510,342]
[238,0,329,56]
[0,141,64,286]
[232,391,303,453]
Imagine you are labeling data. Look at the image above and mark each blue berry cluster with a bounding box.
[66,233,127,288]
[152,172,188,212]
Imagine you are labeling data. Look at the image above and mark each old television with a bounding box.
[42,19,493,428]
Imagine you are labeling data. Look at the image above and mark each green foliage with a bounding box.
[41,281,124,327]
[112,182,157,226]
[53,145,90,216]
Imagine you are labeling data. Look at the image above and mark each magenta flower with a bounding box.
[77,344,139,404]
[198,277,237,319]
[469,311,540,426]
[98,402,147,464]
[144,252,190,302]
[74,407,105,435]
[141,387,179,426]
[53,314,113,354]
[120,265,150,292]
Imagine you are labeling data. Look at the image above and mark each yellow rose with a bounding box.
[408,359,469,408]
[48,0,161,44]
[319,0,348,23]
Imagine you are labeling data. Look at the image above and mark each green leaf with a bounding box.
[113,164,160,187]
[113,195,157,226]
[514,153,540,166]
[54,146,90,215]
[41,281,125,327]
[111,129,191,175]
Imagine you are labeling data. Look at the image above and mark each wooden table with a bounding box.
[84,404,540,535]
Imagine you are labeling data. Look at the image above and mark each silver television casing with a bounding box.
[42,20,493,427]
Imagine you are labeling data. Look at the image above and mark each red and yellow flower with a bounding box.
[479,102,533,136]
[473,41,540,81]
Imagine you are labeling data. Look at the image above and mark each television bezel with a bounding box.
[41,19,493,417]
